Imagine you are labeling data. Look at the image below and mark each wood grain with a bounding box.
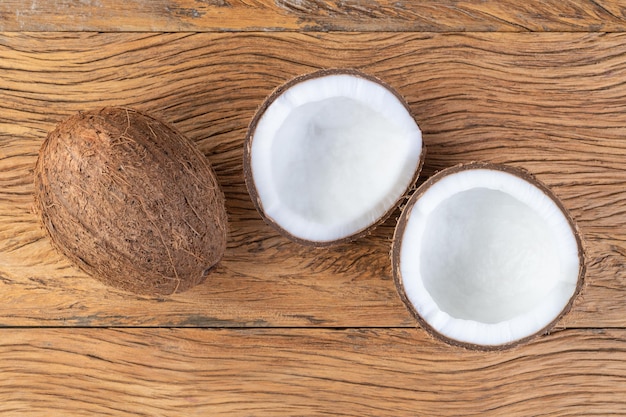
[1,1,626,414]
[1,32,626,327]
[1,0,626,32]
[1,327,625,416]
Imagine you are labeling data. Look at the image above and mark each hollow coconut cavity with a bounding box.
[392,163,585,349]
[244,69,424,246]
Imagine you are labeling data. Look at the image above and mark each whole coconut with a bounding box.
[34,107,228,295]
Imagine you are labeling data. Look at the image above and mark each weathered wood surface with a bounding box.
[1,32,626,328]
[1,0,626,32]
[1,327,625,416]
[1,2,626,413]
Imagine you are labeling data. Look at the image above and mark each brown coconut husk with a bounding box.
[34,107,228,296]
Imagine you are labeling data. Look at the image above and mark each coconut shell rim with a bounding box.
[391,161,587,351]
[243,68,425,247]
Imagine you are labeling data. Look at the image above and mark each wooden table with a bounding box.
[1,1,626,415]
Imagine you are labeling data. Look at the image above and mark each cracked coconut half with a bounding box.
[392,162,585,349]
[244,69,424,246]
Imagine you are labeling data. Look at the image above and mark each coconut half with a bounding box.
[244,69,424,246]
[392,162,585,349]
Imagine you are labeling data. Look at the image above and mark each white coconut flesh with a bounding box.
[250,73,423,243]
[398,168,581,347]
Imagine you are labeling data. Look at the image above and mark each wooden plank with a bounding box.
[1,32,625,327]
[1,0,626,32]
[1,327,625,416]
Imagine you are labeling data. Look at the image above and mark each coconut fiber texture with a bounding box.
[34,107,228,295]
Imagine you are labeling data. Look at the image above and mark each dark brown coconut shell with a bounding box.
[34,107,228,296]
[391,162,586,350]
[243,68,425,247]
